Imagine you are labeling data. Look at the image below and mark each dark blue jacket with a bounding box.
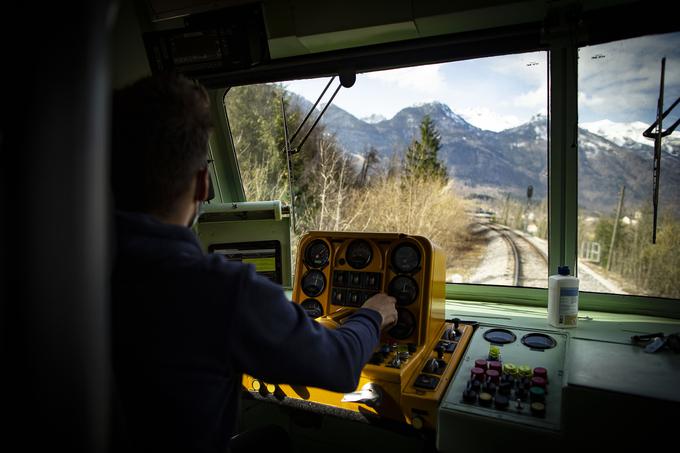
[112,211,382,452]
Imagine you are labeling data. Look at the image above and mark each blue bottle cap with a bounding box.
[558,266,570,275]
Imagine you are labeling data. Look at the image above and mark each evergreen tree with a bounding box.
[404,115,448,183]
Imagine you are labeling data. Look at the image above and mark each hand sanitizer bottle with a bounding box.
[548,266,579,328]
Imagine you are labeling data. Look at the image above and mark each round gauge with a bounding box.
[304,239,330,268]
[521,333,557,350]
[301,270,326,297]
[483,328,517,345]
[387,276,418,306]
[391,243,421,273]
[388,308,416,340]
[301,299,324,319]
[345,240,373,269]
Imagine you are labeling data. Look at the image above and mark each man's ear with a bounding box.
[195,167,210,202]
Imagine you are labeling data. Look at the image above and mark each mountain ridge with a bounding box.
[289,94,680,214]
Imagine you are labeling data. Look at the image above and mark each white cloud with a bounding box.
[364,64,446,94]
[513,84,547,109]
[578,91,605,108]
[459,107,522,132]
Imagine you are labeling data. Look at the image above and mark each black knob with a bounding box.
[425,358,439,374]
[494,394,509,410]
[462,389,477,404]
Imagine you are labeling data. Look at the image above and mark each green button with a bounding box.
[518,365,532,377]
[503,363,517,375]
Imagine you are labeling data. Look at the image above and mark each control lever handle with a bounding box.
[341,383,382,407]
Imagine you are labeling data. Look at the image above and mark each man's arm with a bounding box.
[227,265,396,393]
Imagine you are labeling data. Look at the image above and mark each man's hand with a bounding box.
[361,293,398,331]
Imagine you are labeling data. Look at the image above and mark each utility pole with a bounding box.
[607,185,625,271]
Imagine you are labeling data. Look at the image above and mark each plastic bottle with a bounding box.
[548,266,579,328]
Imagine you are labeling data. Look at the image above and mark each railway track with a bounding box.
[484,223,548,287]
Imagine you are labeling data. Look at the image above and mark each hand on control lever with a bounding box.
[362,293,397,331]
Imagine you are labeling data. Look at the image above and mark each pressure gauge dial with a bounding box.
[345,239,373,269]
[304,239,330,268]
[388,275,418,306]
[301,270,326,297]
[391,243,421,273]
[388,308,416,340]
[301,299,324,319]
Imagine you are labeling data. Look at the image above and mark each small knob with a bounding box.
[474,359,488,370]
[485,369,500,384]
[452,318,461,337]
[478,392,493,407]
[462,389,478,404]
[494,394,509,410]
[531,376,547,389]
[503,363,518,376]
[518,365,532,378]
[529,386,546,403]
[488,361,502,373]
[488,346,501,361]
[530,402,546,417]
[533,367,548,382]
[425,358,440,374]
[470,367,485,381]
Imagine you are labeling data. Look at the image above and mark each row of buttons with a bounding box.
[331,288,378,307]
[333,271,381,290]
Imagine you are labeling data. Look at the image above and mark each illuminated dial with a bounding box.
[388,308,416,340]
[387,276,418,306]
[304,239,330,268]
[301,299,324,318]
[346,240,373,269]
[301,270,326,297]
[391,243,421,273]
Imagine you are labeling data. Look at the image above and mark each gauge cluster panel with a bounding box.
[292,232,442,345]
[243,232,473,431]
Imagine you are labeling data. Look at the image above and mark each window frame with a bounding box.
[209,21,680,319]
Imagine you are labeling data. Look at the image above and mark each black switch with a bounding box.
[332,288,346,305]
[349,272,362,288]
[414,374,439,390]
[333,271,347,287]
[437,340,456,353]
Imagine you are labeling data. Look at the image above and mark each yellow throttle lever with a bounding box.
[341,383,382,407]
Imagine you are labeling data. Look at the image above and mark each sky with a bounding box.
[284,32,680,132]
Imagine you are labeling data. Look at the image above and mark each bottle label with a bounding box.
[559,287,578,326]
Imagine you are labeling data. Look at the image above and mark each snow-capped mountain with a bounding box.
[581,119,680,157]
[289,93,679,213]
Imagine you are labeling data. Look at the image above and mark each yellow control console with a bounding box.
[243,231,472,430]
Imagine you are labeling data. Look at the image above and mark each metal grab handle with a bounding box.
[341,383,382,407]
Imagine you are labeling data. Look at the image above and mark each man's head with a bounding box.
[112,73,213,225]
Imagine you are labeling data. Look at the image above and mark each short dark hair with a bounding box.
[111,73,212,214]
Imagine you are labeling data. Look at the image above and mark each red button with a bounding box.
[533,367,548,382]
[471,367,485,381]
[531,376,547,388]
[486,369,500,384]
[488,361,502,373]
